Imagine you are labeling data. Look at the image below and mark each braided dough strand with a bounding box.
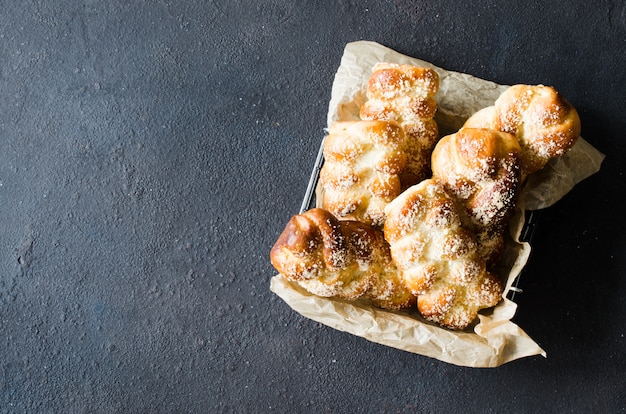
[383,179,503,329]
[360,63,440,188]
[270,208,415,309]
[321,120,406,227]
[431,128,522,266]
[464,84,581,174]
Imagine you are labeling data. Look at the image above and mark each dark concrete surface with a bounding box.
[1,0,624,412]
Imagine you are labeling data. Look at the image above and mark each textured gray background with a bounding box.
[1,0,624,412]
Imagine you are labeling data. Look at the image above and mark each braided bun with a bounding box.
[320,120,406,227]
[360,63,440,188]
[464,84,581,174]
[431,128,522,266]
[383,179,503,329]
[270,208,415,309]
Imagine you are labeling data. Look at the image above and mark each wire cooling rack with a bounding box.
[299,135,326,214]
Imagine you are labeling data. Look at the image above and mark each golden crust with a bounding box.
[431,128,522,266]
[270,208,415,309]
[383,179,503,330]
[368,266,417,310]
[320,120,406,227]
[464,84,581,174]
[432,128,521,266]
[364,63,439,103]
[359,63,440,189]
[417,270,502,330]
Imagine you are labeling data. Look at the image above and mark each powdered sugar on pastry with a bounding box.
[463,84,581,175]
[383,179,503,330]
[360,63,440,189]
[321,120,406,227]
[270,208,415,310]
[431,128,522,266]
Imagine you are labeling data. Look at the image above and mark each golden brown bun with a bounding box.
[359,63,440,188]
[270,208,415,309]
[320,120,406,227]
[360,63,439,120]
[383,179,503,329]
[431,128,522,266]
[463,84,581,174]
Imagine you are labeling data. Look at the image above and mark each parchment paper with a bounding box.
[270,41,605,367]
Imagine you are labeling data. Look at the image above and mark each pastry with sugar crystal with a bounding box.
[360,63,440,188]
[431,128,522,266]
[383,179,503,330]
[464,84,581,174]
[368,254,417,311]
[270,208,415,309]
[320,120,406,227]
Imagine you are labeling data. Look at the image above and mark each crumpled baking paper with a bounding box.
[270,41,605,367]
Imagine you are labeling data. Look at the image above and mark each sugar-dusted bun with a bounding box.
[360,63,440,188]
[464,84,581,174]
[431,128,522,266]
[383,179,503,329]
[270,208,415,309]
[320,120,406,227]
[271,208,377,300]
[360,63,439,121]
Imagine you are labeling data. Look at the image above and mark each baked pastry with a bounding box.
[320,120,406,227]
[464,84,581,174]
[430,128,523,266]
[367,265,416,310]
[383,179,503,329]
[270,208,415,309]
[359,63,440,188]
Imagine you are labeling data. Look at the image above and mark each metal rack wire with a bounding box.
[299,135,326,214]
